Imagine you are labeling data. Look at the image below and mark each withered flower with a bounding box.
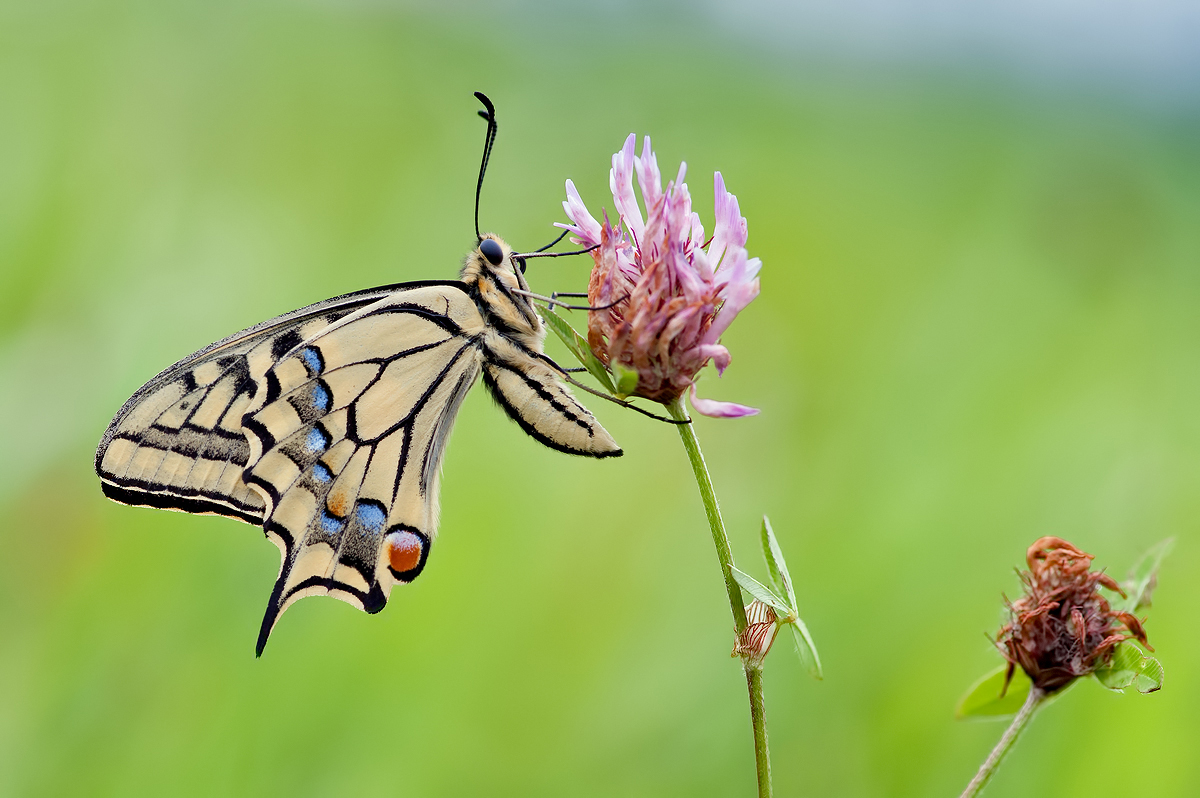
[997,536,1152,694]
[559,134,760,417]
[732,600,781,668]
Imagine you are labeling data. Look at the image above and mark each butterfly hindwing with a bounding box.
[94,284,416,524]
[242,284,487,653]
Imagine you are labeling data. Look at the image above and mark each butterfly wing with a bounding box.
[481,333,622,458]
[95,284,427,524]
[241,284,486,654]
[99,271,619,655]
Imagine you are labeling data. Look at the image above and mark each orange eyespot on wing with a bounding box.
[239,284,484,655]
[386,529,428,579]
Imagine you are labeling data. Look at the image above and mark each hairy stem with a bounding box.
[959,686,1045,798]
[668,398,769,798]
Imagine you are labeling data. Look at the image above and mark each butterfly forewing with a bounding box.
[241,284,487,653]
[94,284,414,524]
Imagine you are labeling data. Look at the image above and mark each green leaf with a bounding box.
[1115,538,1174,614]
[956,665,1032,720]
[538,308,616,394]
[729,566,793,617]
[612,361,639,398]
[754,517,820,678]
[788,616,823,680]
[760,516,796,609]
[1094,643,1164,694]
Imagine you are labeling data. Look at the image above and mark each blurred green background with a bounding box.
[2,1,1198,795]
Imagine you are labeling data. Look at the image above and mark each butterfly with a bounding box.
[95,93,622,655]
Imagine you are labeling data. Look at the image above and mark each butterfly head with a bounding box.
[462,234,543,342]
[463,234,525,283]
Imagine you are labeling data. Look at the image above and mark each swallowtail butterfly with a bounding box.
[96,93,621,655]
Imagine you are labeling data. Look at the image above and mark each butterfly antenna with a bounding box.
[474,91,498,241]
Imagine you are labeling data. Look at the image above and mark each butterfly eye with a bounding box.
[479,238,504,266]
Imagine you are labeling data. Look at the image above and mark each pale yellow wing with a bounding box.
[98,274,620,656]
[480,332,622,458]
[95,284,417,524]
[242,284,486,654]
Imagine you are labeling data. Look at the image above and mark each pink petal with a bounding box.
[666,169,693,250]
[688,212,706,253]
[714,254,762,291]
[706,278,759,344]
[616,248,640,281]
[558,179,601,246]
[641,190,667,267]
[689,384,759,418]
[659,306,701,354]
[695,343,731,374]
[596,212,640,290]
[634,136,662,211]
[691,244,714,282]
[744,256,763,281]
[674,162,688,190]
[703,248,760,345]
[708,172,748,272]
[609,134,644,242]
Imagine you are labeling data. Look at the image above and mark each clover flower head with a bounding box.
[559,134,761,417]
[997,537,1152,694]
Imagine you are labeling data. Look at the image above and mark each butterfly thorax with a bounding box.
[460,234,546,353]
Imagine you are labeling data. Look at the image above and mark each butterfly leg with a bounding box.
[534,353,691,426]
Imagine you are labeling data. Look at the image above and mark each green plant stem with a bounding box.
[668,398,769,798]
[667,399,749,634]
[959,686,1045,798]
[746,665,770,793]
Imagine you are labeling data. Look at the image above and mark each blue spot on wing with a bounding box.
[321,512,344,535]
[300,347,324,375]
[356,503,386,534]
[306,426,330,453]
[311,462,332,483]
[311,382,331,412]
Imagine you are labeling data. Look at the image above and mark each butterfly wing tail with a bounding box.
[242,285,485,654]
[255,558,389,657]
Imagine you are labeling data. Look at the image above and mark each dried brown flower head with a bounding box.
[997,536,1152,693]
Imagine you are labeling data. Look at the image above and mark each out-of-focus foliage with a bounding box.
[956,665,1034,720]
[1095,643,1165,694]
[1115,537,1174,613]
[1,2,1197,796]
